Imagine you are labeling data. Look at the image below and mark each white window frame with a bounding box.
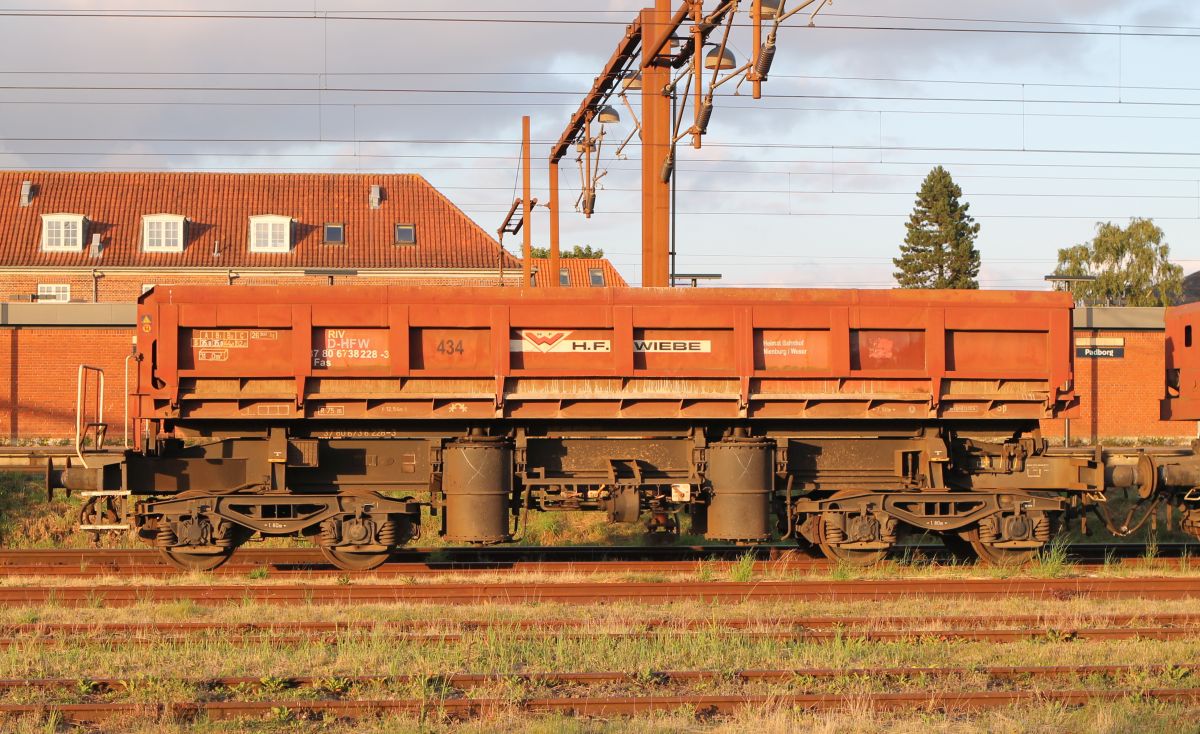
[589,268,605,287]
[394,223,416,245]
[37,284,71,303]
[249,215,292,253]
[142,214,186,253]
[40,214,86,252]
[323,222,345,244]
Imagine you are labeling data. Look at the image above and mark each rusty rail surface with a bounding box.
[4,688,1200,723]
[3,577,1200,606]
[0,546,808,566]
[1,558,1193,578]
[3,626,1197,648]
[0,558,839,578]
[0,544,1193,575]
[9,612,1200,637]
[3,664,1197,694]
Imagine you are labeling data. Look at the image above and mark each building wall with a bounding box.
[3,272,519,303]
[0,327,132,441]
[1042,328,1196,444]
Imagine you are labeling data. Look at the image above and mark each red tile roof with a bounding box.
[529,258,629,287]
[1,171,519,270]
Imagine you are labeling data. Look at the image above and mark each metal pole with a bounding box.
[584,113,593,217]
[640,1,672,288]
[691,0,703,150]
[548,160,560,288]
[521,115,532,288]
[752,0,763,99]
[670,88,677,287]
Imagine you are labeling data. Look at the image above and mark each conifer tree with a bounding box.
[893,166,981,289]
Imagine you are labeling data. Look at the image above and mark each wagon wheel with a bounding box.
[815,493,892,567]
[158,521,248,572]
[960,527,1041,566]
[319,546,391,571]
[159,546,236,572]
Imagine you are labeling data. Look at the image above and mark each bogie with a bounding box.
[58,422,1192,570]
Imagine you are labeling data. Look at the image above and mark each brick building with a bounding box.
[528,258,628,287]
[1,171,526,301]
[1044,307,1196,445]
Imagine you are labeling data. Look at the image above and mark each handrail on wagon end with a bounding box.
[75,364,106,469]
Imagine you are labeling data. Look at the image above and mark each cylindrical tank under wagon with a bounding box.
[54,285,1200,570]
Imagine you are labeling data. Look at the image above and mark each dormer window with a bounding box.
[40,214,86,252]
[323,223,345,244]
[142,214,186,253]
[394,223,416,245]
[249,215,292,253]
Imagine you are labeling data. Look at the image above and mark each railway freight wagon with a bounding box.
[52,286,1200,570]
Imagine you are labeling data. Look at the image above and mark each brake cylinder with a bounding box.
[442,436,513,543]
[704,437,774,541]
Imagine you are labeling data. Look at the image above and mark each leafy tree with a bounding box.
[1052,218,1183,306]
[529,245,604,259]
[893,166,982,289]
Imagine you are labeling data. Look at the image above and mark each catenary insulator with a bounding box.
[754,41,777,80]
[660,154,675,183]
[696,100,714,135]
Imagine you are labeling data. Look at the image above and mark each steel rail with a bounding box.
[3,663,1197,694]
[1,558,1194,578]
[0,558,835,578]
[3,577,1200,606]
[0,543,1192,569]
[5,688,1200,723]
[0,546,812,565]
[2,626,1196,648]
[6,612,1200,636]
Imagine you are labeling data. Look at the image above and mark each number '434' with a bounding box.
[436,339,465,355]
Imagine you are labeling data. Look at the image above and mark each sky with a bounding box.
[1,1,1199,288]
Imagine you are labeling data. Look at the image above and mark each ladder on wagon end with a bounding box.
[73,364,130,534]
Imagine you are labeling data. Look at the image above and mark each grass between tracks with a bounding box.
[8,700,1200,734]
[3,598,1200,732]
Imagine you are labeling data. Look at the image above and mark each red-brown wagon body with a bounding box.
[135,286,1076,427]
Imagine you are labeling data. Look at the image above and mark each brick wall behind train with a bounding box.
[0,325,1195,443]
[0,328,133,441]
[1043,329,1196,443]
[5,273,514,303]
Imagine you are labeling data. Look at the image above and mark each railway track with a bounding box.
[3,577,1200,606]
[8,612,1200,636]
[0,558,1193,578]
[0,543,1192,577]
[4,686,1200,723]
[4,663,1197,693]
[3,626,1196,647]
